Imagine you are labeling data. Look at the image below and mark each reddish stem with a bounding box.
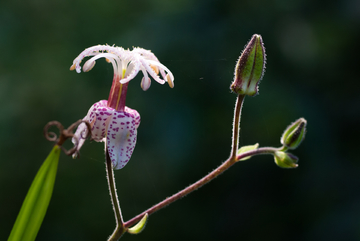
[124,95,246,228]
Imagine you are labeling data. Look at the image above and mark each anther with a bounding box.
[83,60,96,72]
[150,64,159,75]
[166,74,174,88]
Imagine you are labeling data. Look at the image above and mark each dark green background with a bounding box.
[1,0,359,240]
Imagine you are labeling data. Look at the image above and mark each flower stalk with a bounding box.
[123,147,280,228]
[231,94,246,159]
[106,150,126,241]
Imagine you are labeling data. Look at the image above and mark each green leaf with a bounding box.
[127,213,148,234]
[8,145,61,241]
[237,143,259,161]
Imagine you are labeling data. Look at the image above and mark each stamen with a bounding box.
[70,64,76,71]
[150,64,159,75]
[166,74,174,88]
[83,59,96,72]
[140,77,151,91]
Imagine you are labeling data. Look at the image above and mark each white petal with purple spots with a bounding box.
[106,112,138,169]
[89,101,114,141]
[72,100,141,169]
[125,106,141,129]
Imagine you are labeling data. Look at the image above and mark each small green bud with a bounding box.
[231,34,266,96]
[127,213,148,234]
[274,151,298,168]
[281,118,307,150]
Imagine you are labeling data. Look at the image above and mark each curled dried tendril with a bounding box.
[44,120,92,156]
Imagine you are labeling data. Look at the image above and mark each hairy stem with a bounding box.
[106,150,126,241]
[124,94,247,228]
[231,94,245,159]
[123,145,277,228]
[236,147,279,161]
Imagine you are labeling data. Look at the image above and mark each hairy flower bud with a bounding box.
[281,118,307,150]
[274,151,298,168]
[231,34,266,96]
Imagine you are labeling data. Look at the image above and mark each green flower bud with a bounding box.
[231,34,266,96]
[127,213,148,234]
[281,118,307,150]
[274,151,298,168]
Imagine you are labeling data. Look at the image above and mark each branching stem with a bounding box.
[107,94,278,235]
[124,94,248,228]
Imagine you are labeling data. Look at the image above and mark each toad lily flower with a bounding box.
[70,45,174,169]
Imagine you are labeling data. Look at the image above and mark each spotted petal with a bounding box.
[125,106,141,129]
[72,100,113,157]
[106,110,139,169]
[89,100,114,141]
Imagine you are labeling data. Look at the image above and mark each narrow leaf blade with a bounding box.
[8,145,61,241]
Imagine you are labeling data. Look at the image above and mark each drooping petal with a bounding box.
[71,45,124,73]
[124,106,141,129]
[90,100,114,141]
[71,100,114,157]
[139,58,165,84]
[72,101,100,157]
[106,109,140,169]
[85,53,120,74]
[146,59,175,87]
[72,122,89,158]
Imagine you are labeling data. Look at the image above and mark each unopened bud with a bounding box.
[274,151,298,168]
[231,34,266,96]
[281,118,307,150]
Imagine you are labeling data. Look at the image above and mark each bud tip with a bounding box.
[231,34,266,96]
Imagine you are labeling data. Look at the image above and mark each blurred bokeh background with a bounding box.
[1,0,359,240]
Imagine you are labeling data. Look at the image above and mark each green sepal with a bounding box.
[8,145,61,241]
[274,151,298,168]
[127,213,148,234]
[237,143,259,161]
